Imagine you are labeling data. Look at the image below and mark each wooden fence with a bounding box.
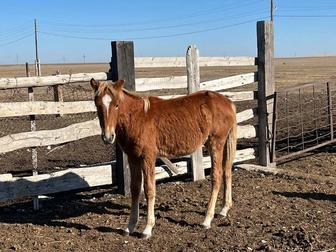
[0,21,274,202]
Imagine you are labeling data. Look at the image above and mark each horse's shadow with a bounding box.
[272,191,336,202]
[0,187,130,235]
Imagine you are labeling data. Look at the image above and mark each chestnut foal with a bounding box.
[90,78,237,238]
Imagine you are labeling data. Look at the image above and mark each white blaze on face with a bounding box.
[102,94,112,116]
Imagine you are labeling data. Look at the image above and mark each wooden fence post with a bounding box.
[110,41,135,195]
[186,45,205,181]
[257,21,275,166]
[26,63,39,210]
[52,70,64,117]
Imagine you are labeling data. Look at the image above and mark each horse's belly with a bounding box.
[156,104,213,157]
[157,127,208,158]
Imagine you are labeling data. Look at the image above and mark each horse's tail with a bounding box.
[223,103,237,178]
[220,102,237,215]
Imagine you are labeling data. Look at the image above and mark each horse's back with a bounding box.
[148,91,236,157]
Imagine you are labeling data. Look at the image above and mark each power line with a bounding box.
[0,24,32,41]
[0,33,33,47]
[40,10,268,35]
[41,0,265,28]
[276,14,336,18]
[39,17,266,41]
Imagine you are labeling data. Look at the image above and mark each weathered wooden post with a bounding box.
[110,41,135,195]
[186,45,205,180]
[26,63,39,210]
[257,21,275,166]
[53,70,64,117]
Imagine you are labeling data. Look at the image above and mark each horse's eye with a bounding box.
[115,104,119,110]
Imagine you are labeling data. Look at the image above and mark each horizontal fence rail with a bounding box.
[160,91,257,102]
[0,119,100,153]
[237,108,258,124]
[135,56,257,68]
[135,72,257,93]
[200,72,257,91]
[135,76,187,92]
[0,101,96,118]
[0,72,109,89]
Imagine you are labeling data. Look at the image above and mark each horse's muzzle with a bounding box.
[102,132,116,145]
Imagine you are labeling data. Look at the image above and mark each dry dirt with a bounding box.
[0,163,334,251]
[0,57,335,251]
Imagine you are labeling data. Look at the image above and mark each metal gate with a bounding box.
[272,81,336,162]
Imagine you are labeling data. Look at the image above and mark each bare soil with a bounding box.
[0,57,335,251]
[0,162,334,251]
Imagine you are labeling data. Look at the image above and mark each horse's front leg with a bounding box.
[124,156,142,235]
[141,156,156,238]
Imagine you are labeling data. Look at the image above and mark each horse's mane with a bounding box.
[122,89,151,113]
[94,81,150,113]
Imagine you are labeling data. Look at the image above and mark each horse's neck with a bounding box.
[117,92,144,134]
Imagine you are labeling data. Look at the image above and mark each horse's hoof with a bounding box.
[201,222,211,229]
[140,233,152,239]
[219,208,229,217]
[219,212,227,217]
[122,229,130,236]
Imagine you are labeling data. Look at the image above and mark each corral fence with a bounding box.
[0,21,275,205]
[272,81,336,162]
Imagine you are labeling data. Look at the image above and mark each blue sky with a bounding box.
[1,0,336,64]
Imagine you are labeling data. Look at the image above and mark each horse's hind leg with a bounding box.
[202,140,224,229]
[219,143,233,217]
[124,156,142,235]
[141,156,156,238]
[219,129,236,217]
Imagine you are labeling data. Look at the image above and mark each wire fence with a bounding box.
[274,81,336,162]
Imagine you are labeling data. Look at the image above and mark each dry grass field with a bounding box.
[2,56,336,88]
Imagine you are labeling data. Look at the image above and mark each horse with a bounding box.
[90,78,237,238]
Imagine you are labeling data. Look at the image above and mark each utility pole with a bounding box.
[34,19,41,76]
[270,0,274,21]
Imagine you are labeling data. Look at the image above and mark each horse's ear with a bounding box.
[114,79,125,91]
[90,78,99,91]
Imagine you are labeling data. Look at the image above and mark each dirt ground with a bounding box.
[0,157,334,251]
[0,57,335,251]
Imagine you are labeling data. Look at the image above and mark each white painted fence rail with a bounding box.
[159,91,256,102]
[135,72,257,93]
[0,72,109,89]
[200,72,257,91]
[0,164,113,201]
[0,119,101,153]
[135,56,257,68]
[0,101,96,118]
[135,76,187,92]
